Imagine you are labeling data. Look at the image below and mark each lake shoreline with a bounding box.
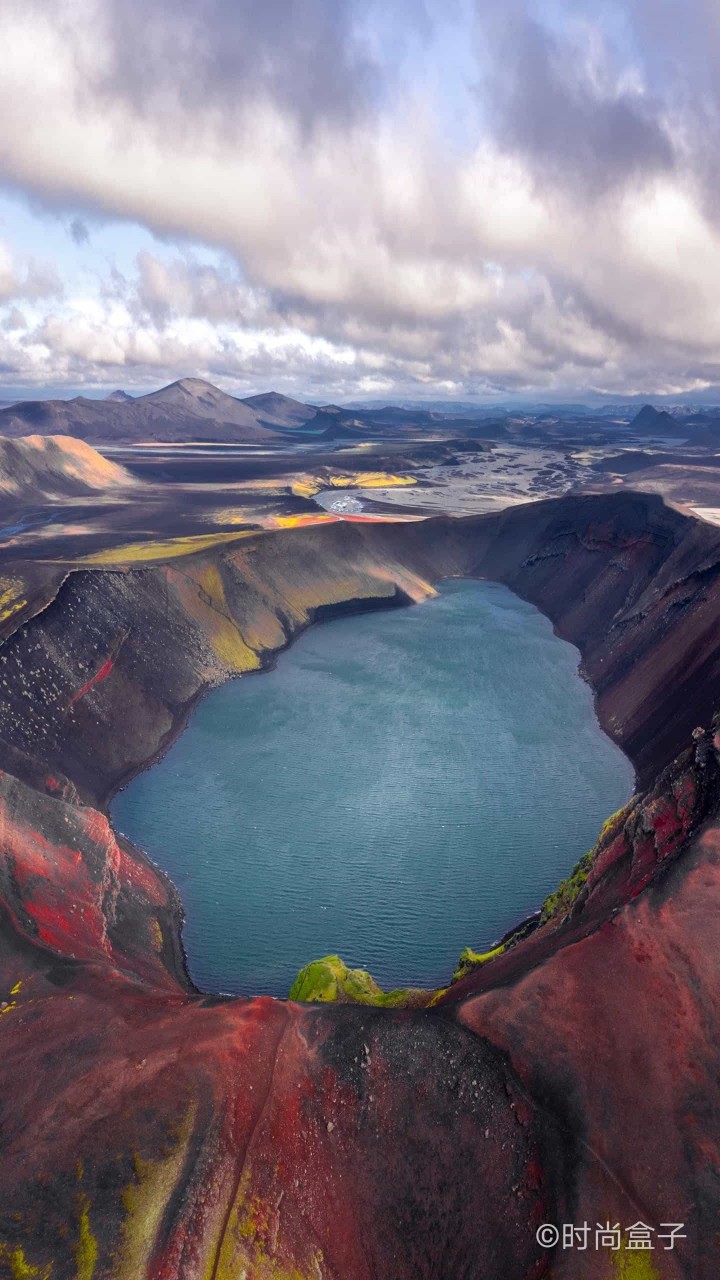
[112,579,633,998]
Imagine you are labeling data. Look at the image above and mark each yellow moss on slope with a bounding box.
[117,1106,197,1280]
[166,561,261,672]
[0,580,28,623]
[0,1244,52,1280]
[80,529,257,565]
[75,1193,97,1280]
[612,1248,661,1279]
[210,1166,325,1280]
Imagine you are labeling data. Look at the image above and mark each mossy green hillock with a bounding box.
[289,955,422,1007]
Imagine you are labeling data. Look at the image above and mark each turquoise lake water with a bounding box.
[112,580,634,997]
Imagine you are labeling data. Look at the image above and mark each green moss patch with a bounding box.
[540,800,633,922]
[289,954,421,1007]
[539,847,596,922]
[453,943,507,983]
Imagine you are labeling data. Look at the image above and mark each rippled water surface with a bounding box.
[112,580,633,996]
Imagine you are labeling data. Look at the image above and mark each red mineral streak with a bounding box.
[69,654,114,706]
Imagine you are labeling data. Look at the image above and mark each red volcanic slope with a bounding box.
[0,777,552,1280]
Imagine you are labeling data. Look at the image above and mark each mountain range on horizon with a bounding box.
[0,378,330,446]
[0,376,716,446]
[0,377,509,446]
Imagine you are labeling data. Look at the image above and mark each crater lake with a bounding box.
[112,579,634,996]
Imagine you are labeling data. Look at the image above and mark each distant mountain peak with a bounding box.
[176,376,215,392]
[243,391,307,410]
[241,390,317,428]
[164,377,228,398]
[137,376,247,414]
[105,389,133,402]
[630,403,676,430]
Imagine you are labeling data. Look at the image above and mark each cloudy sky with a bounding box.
[0,0,718,403]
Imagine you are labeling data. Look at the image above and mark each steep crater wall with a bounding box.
[1,491,720,805]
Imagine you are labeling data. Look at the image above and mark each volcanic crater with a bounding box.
[1,491,720,1278]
